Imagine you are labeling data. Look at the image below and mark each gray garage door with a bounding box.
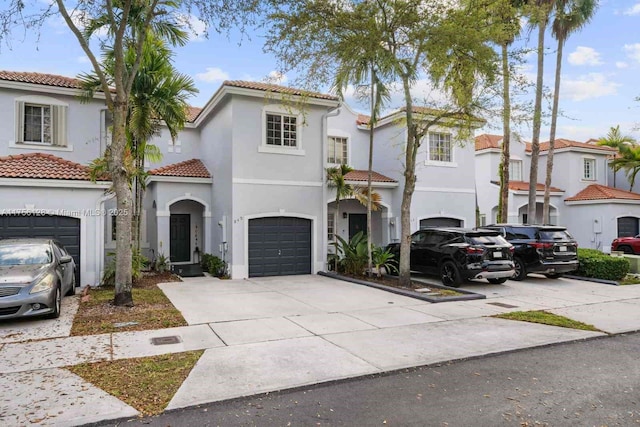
[420,217,463,229]
[248,217,311,277]
[617,216,639,237]
[0,215,80,284]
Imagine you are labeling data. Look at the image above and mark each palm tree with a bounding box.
[527,0,555,224]
[327,164,355,252]
[542,0,597,223]
[82,34,197,253]
[598,125,639,190]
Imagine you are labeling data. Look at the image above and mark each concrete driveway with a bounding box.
[157,274,639,408]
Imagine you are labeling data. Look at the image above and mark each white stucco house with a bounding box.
[0,70,481,284]
[475,134,640,251]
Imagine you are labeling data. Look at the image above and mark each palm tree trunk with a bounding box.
[528,7,549,225]
[543,37,564,224]
[499,42,511,223]
[366,68,374,276]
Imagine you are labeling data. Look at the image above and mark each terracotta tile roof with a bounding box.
[566,184,640,202]
[475,134,502,151]
[186,106,202,122]
[491,180,564,192]
[223,80,338,101]
[525,138,618,153]
[148,159,211,178]
[344,170,397,183]
[356,114,371,125]
[0,70,83,89]
[0,153,107,181]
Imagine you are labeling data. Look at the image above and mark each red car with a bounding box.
[611,236,640,254]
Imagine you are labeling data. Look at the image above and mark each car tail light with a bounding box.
[530,242,553,250]
[509,246,515,253]
[466,246,484,254]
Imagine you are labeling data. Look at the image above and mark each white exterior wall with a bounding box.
[147,126,202,169]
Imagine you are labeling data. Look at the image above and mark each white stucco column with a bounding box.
[203,211,212,256]
[156,213,171,260]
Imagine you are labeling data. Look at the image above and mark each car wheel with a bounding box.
[66,273,76,296]
[441,261,462,288]
[619,245,634,255]
[511,258,527,281]
[488,278,508,284]
[46,286,61,319]
[544,273,563,279]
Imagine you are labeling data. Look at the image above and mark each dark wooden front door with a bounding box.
[349,214,367,240]
[170,214,190,262]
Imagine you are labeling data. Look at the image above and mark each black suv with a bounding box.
[386,227,515,287]
[483,224,579,280]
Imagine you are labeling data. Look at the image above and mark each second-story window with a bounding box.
[583,157,596,180]
[328,136,348,165]
[428,132,452,162]
[15,97,68,147]
[509,159,523,181]
[266,113,297,147]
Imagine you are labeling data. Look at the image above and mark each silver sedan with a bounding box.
[0,239,76,320]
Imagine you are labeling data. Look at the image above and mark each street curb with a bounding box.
[318,271,485,303]
[564,275,619,286]
[84,330,640,427]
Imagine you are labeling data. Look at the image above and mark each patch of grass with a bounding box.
[68,351,203,416]
[493,310,602,332]
[618,275,640,286]
[438,289,463,297]
[71,273,187,336]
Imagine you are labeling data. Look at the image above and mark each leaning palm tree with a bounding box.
[542,0,598,223]
[327,164,355,251]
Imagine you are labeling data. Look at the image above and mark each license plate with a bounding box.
[558,246,567,252]
[494,251,502,258]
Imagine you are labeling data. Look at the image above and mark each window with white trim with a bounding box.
[328,136,348,165]
[509,159,523,181]
[427,132,452,162]
[266,113,297,147]
[15,99,67,147]
[479,214,487,227]
[328,213,335,241]
[583,157,596,180]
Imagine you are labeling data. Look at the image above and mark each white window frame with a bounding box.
[479,214,487,227]
[12,95,71,152]
[259,104,305,156]
[425,132,456,167]
[328,212,335,241]
[327,135,349,165]
[583,156,596,181]
[509,159,523,181]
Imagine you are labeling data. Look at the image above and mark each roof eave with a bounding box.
[0,80,106,100]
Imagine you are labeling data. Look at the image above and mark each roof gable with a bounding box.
[0,153,107,181]
[566,184,640,201]
[148,159,211,178]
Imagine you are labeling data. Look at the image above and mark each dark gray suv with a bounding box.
[483,224,579,280]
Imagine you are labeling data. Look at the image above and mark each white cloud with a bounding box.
[624,43,640,63]
[553,124,604,142]
[567,46,603,66]
[176,14,207,42]
[624,3,640,15]
[266,71,288,84]
[562,73,620,101]
[616,61,629,69]
[195,67,229,83]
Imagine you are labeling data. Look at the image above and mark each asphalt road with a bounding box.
[95,333,640,427]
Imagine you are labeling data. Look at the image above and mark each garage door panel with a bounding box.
[420,217,463,229]
[248,217,311,277]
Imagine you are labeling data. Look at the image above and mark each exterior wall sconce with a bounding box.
[343,212,348,219]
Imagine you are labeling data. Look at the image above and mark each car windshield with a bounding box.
[0,244,53,266]
[539,230,573,240]
[468,235,508,245]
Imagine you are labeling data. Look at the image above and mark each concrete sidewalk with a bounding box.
[1,274,639,426]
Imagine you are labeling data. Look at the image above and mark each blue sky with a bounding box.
[0,0,638,142]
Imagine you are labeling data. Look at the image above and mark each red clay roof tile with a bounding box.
[491,180,564,192]
[0,70,83,89]
[525,138,618,153]
[475,134,502,151]
[566,184,640,201]
[344,170,396,183]
[223,80,338,101]
[0,153,107,181]
[148,159,211,178]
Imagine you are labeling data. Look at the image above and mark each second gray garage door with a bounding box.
[248,217,311,277]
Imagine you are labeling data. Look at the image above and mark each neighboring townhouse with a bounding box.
[0,69,483,284]
[475,134,640,251]
[326,105,482,251]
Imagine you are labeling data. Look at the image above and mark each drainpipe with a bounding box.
[321,105,341,271]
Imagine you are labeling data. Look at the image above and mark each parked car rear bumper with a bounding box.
[530,260,579,275]
[465,262,515,280]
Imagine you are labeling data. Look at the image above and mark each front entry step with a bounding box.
[173,263,205,278]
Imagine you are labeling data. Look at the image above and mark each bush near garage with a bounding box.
[576,248,629,281]
[201,253,227,277]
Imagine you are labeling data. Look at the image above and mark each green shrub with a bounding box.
[576,248,629,281]
[201,253,227,277]
[101,249,149,286]
[336,231,368,276]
